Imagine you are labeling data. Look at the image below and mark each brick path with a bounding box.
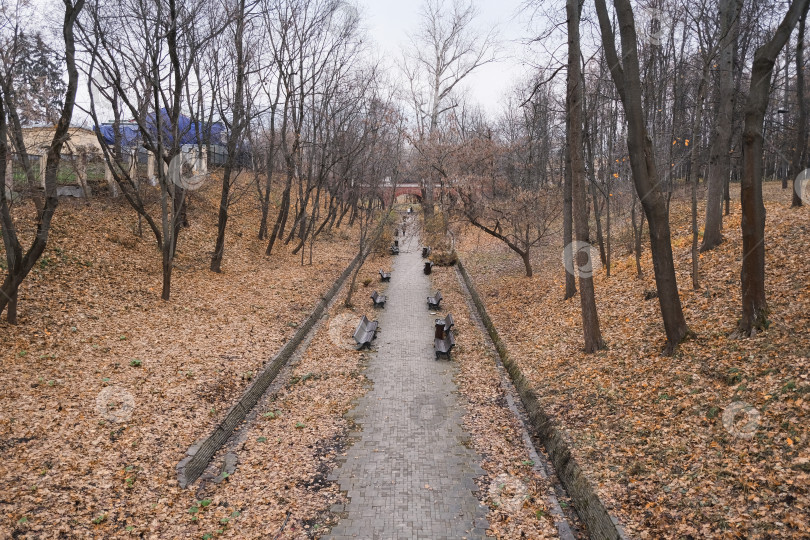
[327,229,489,539]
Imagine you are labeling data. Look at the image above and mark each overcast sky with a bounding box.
[359,0,535,118]
[69,0,539,126]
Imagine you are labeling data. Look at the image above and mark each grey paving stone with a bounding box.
[327,232,489,540]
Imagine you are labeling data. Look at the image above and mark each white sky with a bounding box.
[358,0,535,118]
[66,0,540,126]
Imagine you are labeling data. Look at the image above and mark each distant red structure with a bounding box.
[378,181,453,207]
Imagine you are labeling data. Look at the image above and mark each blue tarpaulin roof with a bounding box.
[96,109,225,148]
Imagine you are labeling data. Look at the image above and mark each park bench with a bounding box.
[371,290,387,308]
[390,243,399,255]
[434,312,455,335]
[424,261,433,275]
[379,268,391,282]
[353,315,378,349]
[427,290,442,310]
[422,246,431,258]
[434,330,456,359]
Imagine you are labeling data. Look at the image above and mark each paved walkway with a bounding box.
[327,229,489,540]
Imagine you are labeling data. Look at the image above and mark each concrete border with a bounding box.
[456,259,630,540]
[177,251,364,488]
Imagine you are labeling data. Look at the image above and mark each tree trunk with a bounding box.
[563,125,576,299]
[210,176,230,272]
[266,171,292,255]
[590,183,606,266]
[567,0,605,353]
[703,0,740,251]
[0,0,84,322]
[688,66,708,289]
[595,0,689,353]
[422,176,435,219]
[606,177,611,277]
[582,87,607,267]
[211,0,246,272]
[792,2,810,207]
[737,0,809,336]
[521,249,533,278]
[161,241,172,301]
[631,198,645,278]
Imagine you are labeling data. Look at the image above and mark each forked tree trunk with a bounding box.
[567,0,604,353]
[0,0,84,323]
[266,172,292,255]
[595,0,689,354]
[737,0,810,336]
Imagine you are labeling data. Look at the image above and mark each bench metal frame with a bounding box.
[427,290,442,310]
[434,330,455,359]
[371,290,387,308]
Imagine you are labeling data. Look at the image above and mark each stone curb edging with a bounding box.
[456,259,630,540]
[177,251,364,488]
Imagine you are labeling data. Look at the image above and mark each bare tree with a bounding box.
[210,0,252,272]
[81,0,227,300]
[702,0,741,250]
[566,0,604,352]
[594,0,690,354]
[684,1,722,289]
[0,0,85,323]
[790,1,810,208]
[458,182,560,278]
[402,0,495,219]
[737,0,810,337]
